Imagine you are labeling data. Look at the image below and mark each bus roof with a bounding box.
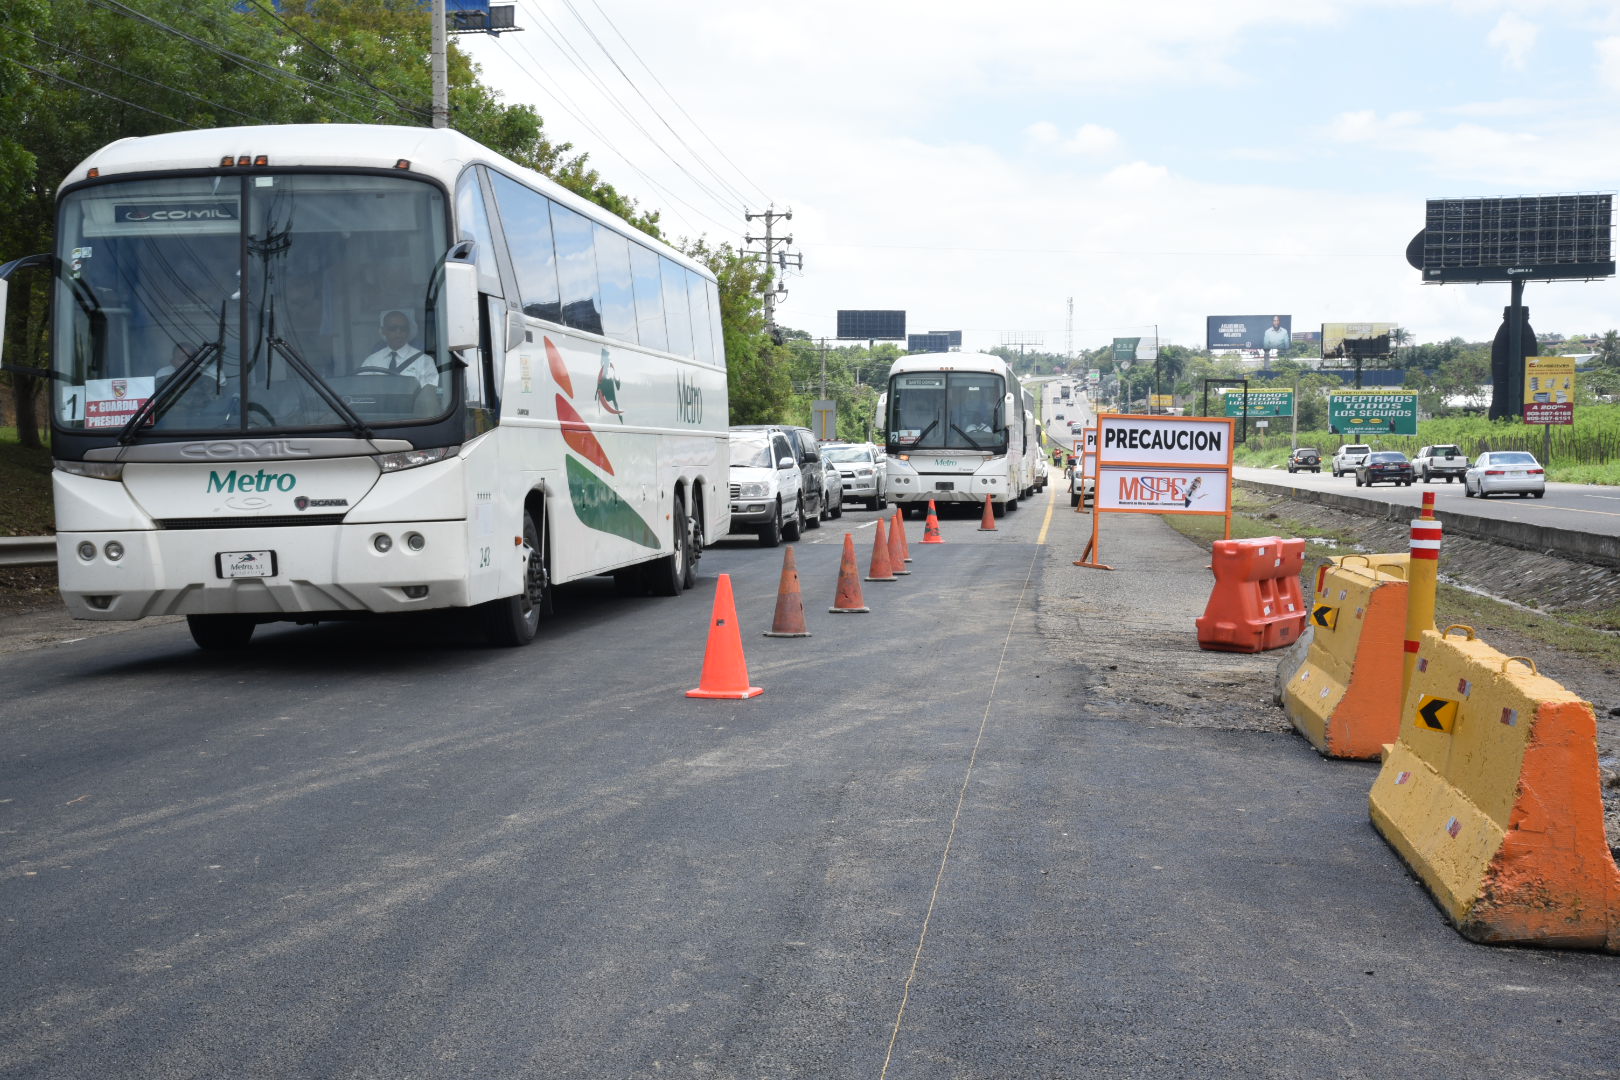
[60,124,712,279]
[889,352,1013,376]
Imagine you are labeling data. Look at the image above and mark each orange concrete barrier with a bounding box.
[1195,537,1307,653]
[1277,554,1410,759]
[1370,625,1620,951]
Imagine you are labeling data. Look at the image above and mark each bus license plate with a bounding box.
[935,481,955,491]
[217,550,277,578]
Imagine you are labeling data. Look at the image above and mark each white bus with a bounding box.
[881,353,1032,515]
[0,124,730,649]
[1020,388,1046,494]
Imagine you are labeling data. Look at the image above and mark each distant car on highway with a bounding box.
[1464,451,1546,499]
[821,456,844,519]
[1287,447,1321,474]
[1414,444,1468,484]
[1331,444,1373,477]
[1355,451,1414,487]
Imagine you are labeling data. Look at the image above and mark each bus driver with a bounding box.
[361,310,435,386]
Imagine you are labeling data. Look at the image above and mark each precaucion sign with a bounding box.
[1080,414,1234,570]
[1523,356,1574,425]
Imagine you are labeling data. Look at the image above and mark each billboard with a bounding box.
[1328,391,1418,435]
[1524,356,1575,425]
[1207,315,1292,351]
[1322,322,1399,360]
[1413,194,1615,283]
[1112,337,1140,363]
[1220,389,1294,417]
[836,310,906,340]
[927,330,963,348]
[906,333,953,353]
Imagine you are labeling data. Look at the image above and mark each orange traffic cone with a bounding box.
[866,517,897,581]
[763,546,811,637]
[891,507,913,563]
[922,500,944,544]
[686,573,764,698]
[978,493,997,531]
[829,533,870,613]
[886,509,910,575]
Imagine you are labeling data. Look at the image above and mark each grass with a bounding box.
[0,435,53,536]
[1163,487,1620,668]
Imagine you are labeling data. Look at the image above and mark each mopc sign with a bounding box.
[1081,414,1234,570]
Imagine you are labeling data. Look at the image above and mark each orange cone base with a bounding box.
[687,684,764,699]
[827,605,870,614]
[762,630,811,637]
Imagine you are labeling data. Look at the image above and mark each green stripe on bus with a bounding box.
[565,455,660,549]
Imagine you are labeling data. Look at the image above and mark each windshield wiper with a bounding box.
[952,424,985,450]
[266,334,374,441]
[118,298,231,445]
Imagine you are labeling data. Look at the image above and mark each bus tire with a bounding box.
[682,504,702,589]
[646,494,689,597]
[187,613,257,651]
[783,499,804,541]
[1007,495,1020,512]
[483,509,547,646]
[758,502,783,547]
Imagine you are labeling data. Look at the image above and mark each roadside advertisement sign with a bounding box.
[1150,394,1175,408]
[1322,322,1398,360]
[1328,391,1418,435]
[1112,337,1140,364]
[1080,414,1234,570]
[1207,315,1291,351]
[1523,356,1574,425]
[1219,388,1294,417]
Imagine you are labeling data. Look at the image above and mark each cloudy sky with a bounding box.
[461,0,1620,354]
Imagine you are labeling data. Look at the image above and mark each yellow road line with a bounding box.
[1036,477,1057,546]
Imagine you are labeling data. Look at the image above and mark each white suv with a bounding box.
[1331,444,1373,477]
[728,428,805,546]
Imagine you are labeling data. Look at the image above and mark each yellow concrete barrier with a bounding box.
[1278,554,1409,759]
[1369,625,1620,951]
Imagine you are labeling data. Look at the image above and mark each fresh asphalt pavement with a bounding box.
[2,481,1615,1079]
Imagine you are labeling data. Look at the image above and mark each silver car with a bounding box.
[822,442,887,509]
[1464,451,1546,499]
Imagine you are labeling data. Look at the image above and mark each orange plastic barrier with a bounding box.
[1195,536,1307,653]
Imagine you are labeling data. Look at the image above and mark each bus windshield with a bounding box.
[52,172,452,438]
[888,372,1006,452]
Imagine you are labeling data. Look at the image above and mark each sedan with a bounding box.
[1355,451,1413,487]
[1464,451,1546,499]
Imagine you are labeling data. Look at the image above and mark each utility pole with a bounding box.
[1066,297,1074,365]
[744,207,799,331]
[430,0,448,128]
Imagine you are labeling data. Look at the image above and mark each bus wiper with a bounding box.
[118,298,231,445]
[911,419,938,445]
[952,424,984,450]
[267,335,375,441]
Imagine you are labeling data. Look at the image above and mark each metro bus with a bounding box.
[881,353,1033,515]
[0,124,730,649]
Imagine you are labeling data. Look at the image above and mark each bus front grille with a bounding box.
[158,515,347,530]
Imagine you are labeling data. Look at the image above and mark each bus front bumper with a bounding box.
[886,472,1009,505]
[56,521,472,621]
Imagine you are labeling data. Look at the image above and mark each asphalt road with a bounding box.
[1236,465,1620,538]
[2,481,1615,1079]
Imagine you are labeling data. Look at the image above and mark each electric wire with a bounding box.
[18,31,262,123]
[585,0,773,207]
[8,59,196,128]
[242,0,430,121]
[559,0,756,209]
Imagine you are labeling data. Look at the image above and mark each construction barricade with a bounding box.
[1369,625,1620,951]
[1277,554,1410,759]
[1195,537,1307,653]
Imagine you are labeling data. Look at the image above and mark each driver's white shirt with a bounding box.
[361,345,436,387]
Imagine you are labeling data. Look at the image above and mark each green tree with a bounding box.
[682,239,788,424]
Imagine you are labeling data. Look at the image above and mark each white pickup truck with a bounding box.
[1413,444,1468,483]
[1331,444,1373,477]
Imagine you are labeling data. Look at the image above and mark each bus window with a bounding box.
[629,242,667,352]
[550,202,602,335]
[593,223,636,344]
[686,267,713,366]
[488,172,560,323]
[454,169,504,298]
[660,256,693,358]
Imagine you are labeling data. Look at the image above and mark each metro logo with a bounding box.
[208,469,297,493]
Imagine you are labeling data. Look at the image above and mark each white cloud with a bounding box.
[1028,122,1121,155]
[1487,13,1539,70]
[1597,37,1620,92]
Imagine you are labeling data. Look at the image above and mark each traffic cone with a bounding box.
[763,546,811,637]
[866,517,897,581]
[978,494,997,531]
[886,508,910,575]
[686,574,764,699]
[829,533,870,613]
[922,500,944,544]
[891,507,913,563]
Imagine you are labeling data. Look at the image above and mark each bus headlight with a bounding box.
[405,532,426,552]
[104,541,125,561]
[56,460,124,481]
[373,445,460,472]
[373,534,393,553]
[77,541,97,561]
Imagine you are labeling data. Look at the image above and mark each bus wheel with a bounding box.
[682,508,702,590]
[483,509,547,646]
[1007,495,1020,512]
[647,495,689,597]
[187,613,257,651]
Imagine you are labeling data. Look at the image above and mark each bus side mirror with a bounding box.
[441,260,480,353]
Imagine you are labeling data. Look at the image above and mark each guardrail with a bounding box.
[0,536,56,568]
[1234,476,1620,569]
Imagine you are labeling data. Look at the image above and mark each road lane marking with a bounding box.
[1036,479,1057,546]
[880,514,1042,1077]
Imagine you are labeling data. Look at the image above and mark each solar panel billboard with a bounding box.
[1415,194,1614,282]
[837,310,907,340]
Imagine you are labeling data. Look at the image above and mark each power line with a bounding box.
[19,32,262,124]
[558,0,755,209]
[800,241,1404,258]
[585,0,773,207]
[7,59,196,128]
[242,0,430,121]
